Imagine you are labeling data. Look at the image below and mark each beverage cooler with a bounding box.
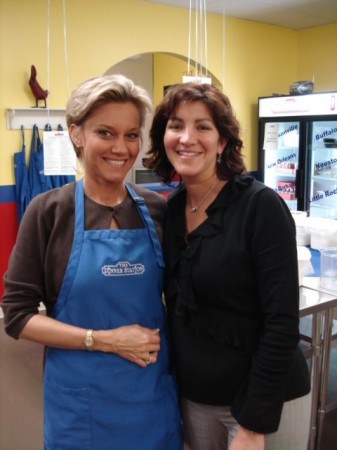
[258,92,337,219]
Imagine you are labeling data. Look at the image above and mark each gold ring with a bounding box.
[146,353,153,365]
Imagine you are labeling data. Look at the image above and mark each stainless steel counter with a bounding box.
[300,277,337,450]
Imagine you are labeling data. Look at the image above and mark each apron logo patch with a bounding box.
[101,261,145,276]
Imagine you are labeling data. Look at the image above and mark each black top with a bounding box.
[164,175,310,434]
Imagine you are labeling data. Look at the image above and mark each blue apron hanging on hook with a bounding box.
[13,125,30,223]
[28,124,53,200]
[49,124,76,188]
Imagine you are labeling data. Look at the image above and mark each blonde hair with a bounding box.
[66,74,153,155]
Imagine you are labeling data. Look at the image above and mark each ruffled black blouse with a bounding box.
[163,175,310,434]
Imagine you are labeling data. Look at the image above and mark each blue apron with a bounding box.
[43,180,182,450]
[50,173,76,189]
[13,126,30,223]
[28,124,53,200]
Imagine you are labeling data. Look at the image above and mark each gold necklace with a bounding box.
[187,180,220,213]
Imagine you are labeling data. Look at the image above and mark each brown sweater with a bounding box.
[1,182,167,338]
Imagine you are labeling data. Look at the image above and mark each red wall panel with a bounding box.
[0,203,18,299]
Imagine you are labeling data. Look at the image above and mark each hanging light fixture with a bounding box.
[183,0,211,84]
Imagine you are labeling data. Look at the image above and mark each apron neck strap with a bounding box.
[126,183,164,268]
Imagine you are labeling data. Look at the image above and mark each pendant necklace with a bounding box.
[187,179,220,213]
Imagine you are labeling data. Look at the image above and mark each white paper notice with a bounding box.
[263,123,279,150]
[43,131,77,175]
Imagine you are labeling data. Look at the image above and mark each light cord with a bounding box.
[222,3,226,89]
[187,0,192,74]
[203,0,208,77]
[195,0,199,75]
[62,0,69,99]
[186,0,209,79]
[46,0,50,122]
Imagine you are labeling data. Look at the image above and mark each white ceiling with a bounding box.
[144,0,337,29]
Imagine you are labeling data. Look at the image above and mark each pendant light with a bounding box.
[183,0,211,84]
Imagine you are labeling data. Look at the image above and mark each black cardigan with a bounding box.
[164,175,310,434]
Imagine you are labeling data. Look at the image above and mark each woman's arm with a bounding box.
[2,187,74,338]
[20,314,161,367]
[231,187,300,432]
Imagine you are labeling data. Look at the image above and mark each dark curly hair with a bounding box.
[145,82,246,183]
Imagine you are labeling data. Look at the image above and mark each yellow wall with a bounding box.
[223,18,298,169]
[153,54,191,105]
[298,23,337,91]
[0,0,222,184]
[1,0,337,185]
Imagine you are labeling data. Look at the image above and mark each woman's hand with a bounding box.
[229,427,265,450]
[95,325,161,367]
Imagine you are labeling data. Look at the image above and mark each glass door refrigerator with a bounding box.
[258,92,337,219]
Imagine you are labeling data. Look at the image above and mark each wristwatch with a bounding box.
[84,329,94,351]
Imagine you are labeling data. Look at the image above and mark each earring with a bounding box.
[217,153,222,164]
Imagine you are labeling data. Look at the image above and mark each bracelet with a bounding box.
[84,329,94,351]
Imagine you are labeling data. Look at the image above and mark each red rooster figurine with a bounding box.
[29,65,49,108]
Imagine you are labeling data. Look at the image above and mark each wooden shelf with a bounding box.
[6,108,67,130]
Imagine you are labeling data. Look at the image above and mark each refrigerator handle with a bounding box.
[295,169,303,200]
